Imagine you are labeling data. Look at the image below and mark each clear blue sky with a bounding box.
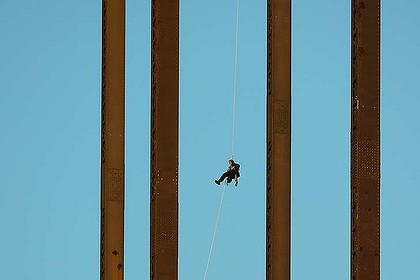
[0,0,419,279]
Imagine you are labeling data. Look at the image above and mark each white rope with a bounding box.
[203,184,227,280]
[204,1,239,279]
[231,0,240,159]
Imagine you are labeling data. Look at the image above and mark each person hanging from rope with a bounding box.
[215,159,240,186]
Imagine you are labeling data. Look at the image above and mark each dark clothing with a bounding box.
[217,163,240,183]
[230,163,240,174]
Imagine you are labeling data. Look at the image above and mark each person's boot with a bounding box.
[214,180,220,185]
[234,179,238,187]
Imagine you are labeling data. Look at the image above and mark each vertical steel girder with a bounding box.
[267,0,291,279]
[351,0,380,279]
[150,0,179,279]
[100,0,125,280]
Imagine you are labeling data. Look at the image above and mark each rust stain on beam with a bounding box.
[100,0,125,280]
[150,0,179,279]
[267,0,291,279]
[351,0,380,279]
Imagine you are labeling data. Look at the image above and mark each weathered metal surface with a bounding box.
[100,0,125,280]
[351,0,380,279]
[150,0,179,279]
[267,0,291,279]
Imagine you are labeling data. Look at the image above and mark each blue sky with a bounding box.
[0,0,419,279]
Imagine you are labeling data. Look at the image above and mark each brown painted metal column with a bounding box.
[267,0,291,279]
[100,0,125,280]
[351,0,380,279]
[150,0,179,279]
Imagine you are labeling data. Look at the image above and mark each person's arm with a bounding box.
[234,164,239,179]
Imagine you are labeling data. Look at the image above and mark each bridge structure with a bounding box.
[99,0,380,279]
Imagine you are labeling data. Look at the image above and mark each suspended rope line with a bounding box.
[203,184,227,280]
[204,1,240,279]
[231,0,240,159]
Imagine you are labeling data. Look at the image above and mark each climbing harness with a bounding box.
[204,0,240,279]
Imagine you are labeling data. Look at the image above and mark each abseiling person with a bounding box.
[214,159,240,187]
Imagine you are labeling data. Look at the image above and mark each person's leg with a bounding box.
[226,171,237,183]
[217,171,229,183]
[233,172,239,186]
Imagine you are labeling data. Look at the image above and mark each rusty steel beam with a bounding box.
[351,0,380,279]
[267,0,291,279]
[150,0,179,279]
[100,0,125,280]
